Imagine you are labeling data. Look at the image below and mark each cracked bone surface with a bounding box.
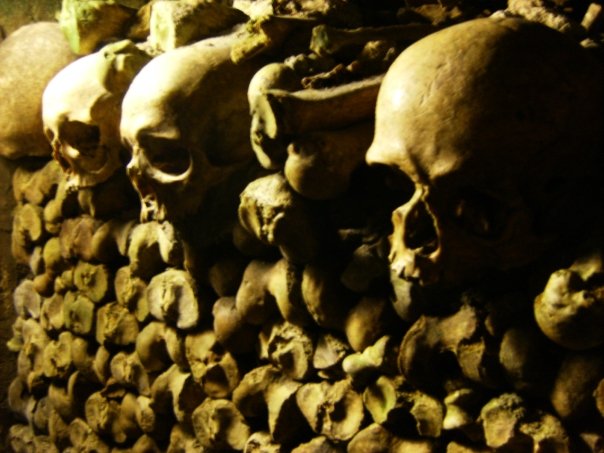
[42,40,151,190]
[366,16,603,287]
[120,32,262,222]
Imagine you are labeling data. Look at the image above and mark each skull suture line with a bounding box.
[43,41,150,189]
[367,17,603,287]
[120,34,260,222]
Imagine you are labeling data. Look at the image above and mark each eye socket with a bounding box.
[60,121,100,156]
[452,188,508,239]
[369,164,415,202]
[139,137,191,175]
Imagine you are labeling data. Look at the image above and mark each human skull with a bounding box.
[120,34,260,222]
[367,17,603,286]
[43,40,150,189]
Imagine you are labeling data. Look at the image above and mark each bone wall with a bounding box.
[0,2,63,445]
[1,1,604,452]
[0,157,19,448]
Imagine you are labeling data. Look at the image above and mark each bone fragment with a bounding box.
[12,160,63,205]
[442,387,482,432]
[8,424,35,453]
[167,424,201,452]
[310,23,437,57]
[43,178,79,235]
[313,333,350,379]
[398,303,480,391]
[506,0,586,37]
[296,379,364,442]
[110,351,151,396]
[268,258,311,326]
[40,294,65,332]
[8,377,35,423]
[43,236,67,276]
[342,336,398,387]
[147,268,200,330]
[63,291,96,336]
[12,203,45,263]
[582,3,603,33]
[74,261,112,303]
[498,323,555,394]
[265,377,309,445]
[128,221,184,279]
[550,350,604,422]
[252,75,382,142]
[91,218,137,262]
[344,295,396,352]
[518,411,570,452]
[534,265,604,350]
[96,302,139,346]
[236,259,279,325]
[131,434,162,452]
[248,62,302,169]
[59,0,136,55]
[136,321,172,373]
[232,364,280,419]
[239,173,321,263]
[48,407,70,449]
[32,396,52,433]
[478,393,527,450]
[70,335,100,383]
[149,0,247,52]
[114,265,149,322]
[42,331,74,380]
[59,216,104,261]
[34,272,56,298]
[68,417,110,453]
[17,318,49,392]
[185,329,240,398]
[267,320,315,380]
[13,279,42,319]
[193,398,250,450]
[232,221,277,258]
[245,431,282,452]
[231,15,316,62]
[347,423,400,453]
[54,268,76,295]
[48,371,95,421]
[301,262,351,330]
[285,121,373,200]
[85,391,141,444]
[364,375,444,438]
[213,296,257,353]
[6,316,25,353]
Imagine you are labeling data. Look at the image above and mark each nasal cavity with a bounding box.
[404,201,439,254]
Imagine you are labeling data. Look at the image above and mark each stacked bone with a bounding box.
[3,0,604,452]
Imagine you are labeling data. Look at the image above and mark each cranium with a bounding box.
[367,18,603,286]
[120,33,260,222]
[42,40,150,189]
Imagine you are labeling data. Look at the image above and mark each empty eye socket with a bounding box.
[370,164,415,202]
[452,188,508,239]
[140,138,191,175]
[60,121,100,156]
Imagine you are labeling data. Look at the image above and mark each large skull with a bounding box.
[120,34,260,222]
[43,40,150,189]
[367,17,603,286]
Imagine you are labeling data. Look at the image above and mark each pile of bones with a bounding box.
[1,0,604,451]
